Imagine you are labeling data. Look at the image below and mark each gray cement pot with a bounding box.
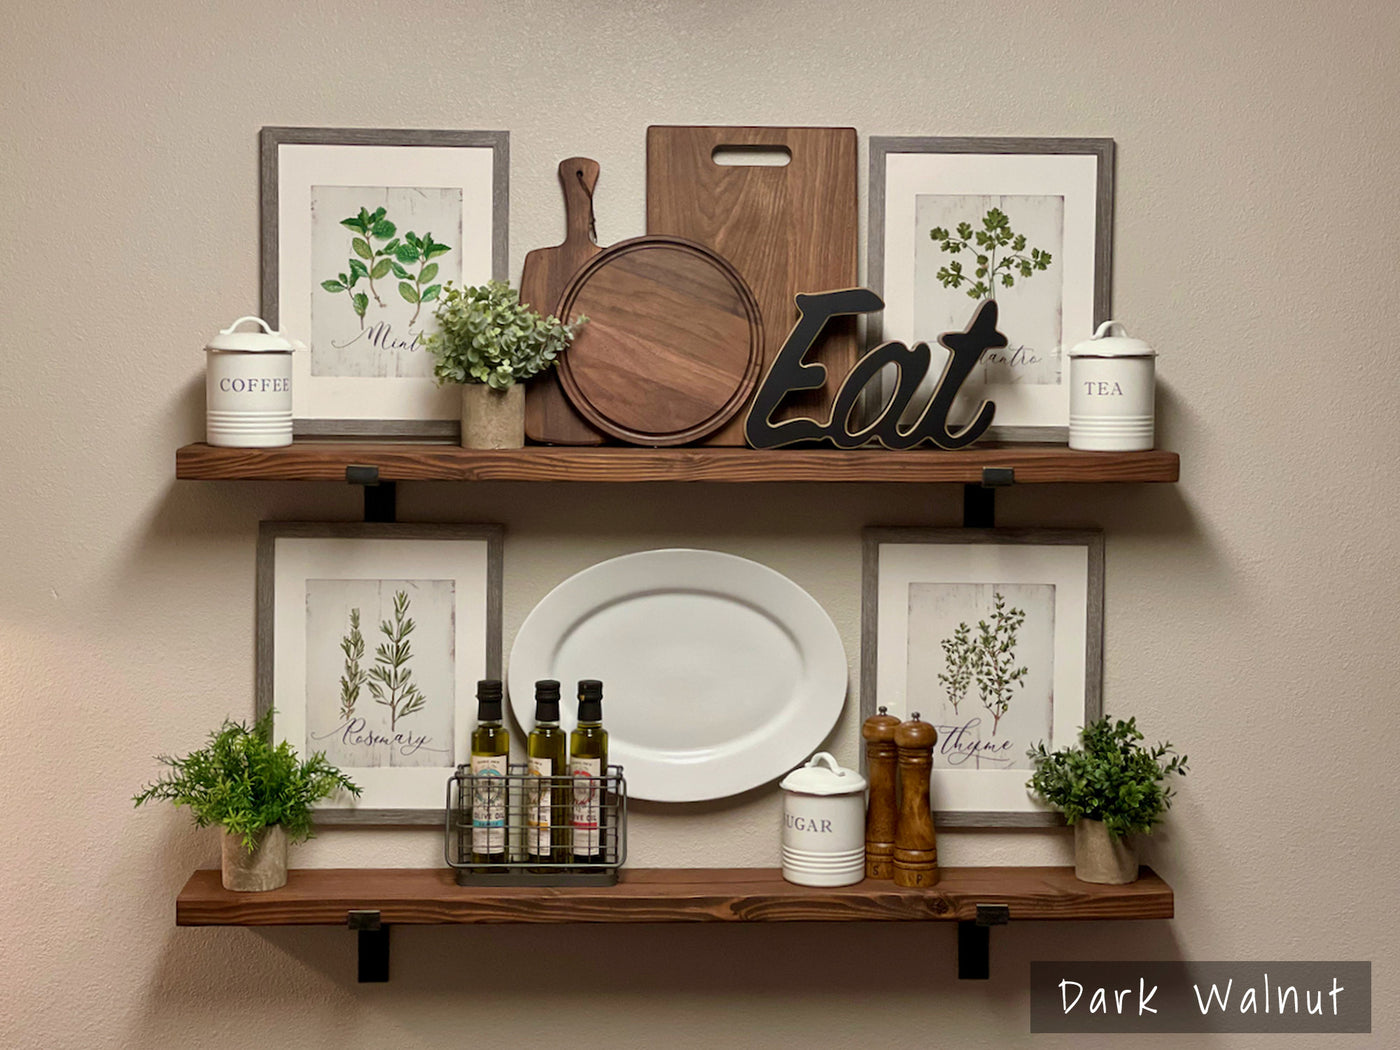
[461,383,525,449]
[1073,819,1139,884]
[220,825,288,892]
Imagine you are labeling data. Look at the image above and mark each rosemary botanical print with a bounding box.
[367,589,427,731]
[305,578,457,770]
[338,608,366,720]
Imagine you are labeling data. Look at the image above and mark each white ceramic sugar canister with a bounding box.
[779,752,867,887]
[1068,321,1157,451]
[204,316,297,447]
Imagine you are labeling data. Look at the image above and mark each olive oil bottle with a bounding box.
[570,679,610,865]
[526,680,570,864]
[468,680,510,867]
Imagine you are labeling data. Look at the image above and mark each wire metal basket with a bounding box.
[444,763,627,886]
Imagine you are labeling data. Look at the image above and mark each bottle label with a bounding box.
[526,755,553,855]
[469,753,506,854]
[571,756,604,857]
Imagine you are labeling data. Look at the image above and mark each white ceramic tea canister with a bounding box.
[779,752,867,887]
[204,316,297,447]
[1067,321,1157,451]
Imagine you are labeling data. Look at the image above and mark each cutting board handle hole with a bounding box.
[712,145,791,167]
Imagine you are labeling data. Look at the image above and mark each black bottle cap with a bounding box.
[534,679,561,722]
[577,679,603,722]
[475,679,503,720]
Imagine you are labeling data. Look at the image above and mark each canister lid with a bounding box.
[206,316,299,352]
[780,752,867,796]
[1068,320,1156,358]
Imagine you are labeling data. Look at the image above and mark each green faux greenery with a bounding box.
[1026,716,1188,839]
[423,280,585,389]
[930,207,1052,301]
[133,712,361,851]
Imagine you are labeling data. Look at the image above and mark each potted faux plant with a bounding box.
[134,712,360,892]
[1026,716,1188,885]
[423,280,585,449]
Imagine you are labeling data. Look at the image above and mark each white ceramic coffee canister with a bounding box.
[204,316,296,447]
[779,752,867,887]
[1067,321,1157,451]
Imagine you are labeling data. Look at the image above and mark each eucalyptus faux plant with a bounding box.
[1026,716,1188,839]
[423,280,585,389]
[133,711,360,850]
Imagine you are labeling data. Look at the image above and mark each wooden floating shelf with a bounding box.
[176,865,1173,926]
[175,442,1179,484]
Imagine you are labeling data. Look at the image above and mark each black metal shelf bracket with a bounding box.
[957,903,1010,980]
[346,465,397,523]
[962,466,1014,528]
[348,909,390,983]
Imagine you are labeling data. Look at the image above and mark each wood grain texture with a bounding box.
[176,865,1173,926]
[520,158,606,446]
[176,442,1179,483]
[554,236,764,446]
[647,126,859,443]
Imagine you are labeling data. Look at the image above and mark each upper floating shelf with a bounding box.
[175,443,1180,484]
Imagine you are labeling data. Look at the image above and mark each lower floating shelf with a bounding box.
[176,865,1171,982]
[176,865,1173,925]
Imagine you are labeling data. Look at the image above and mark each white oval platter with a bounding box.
[507,549,848,802]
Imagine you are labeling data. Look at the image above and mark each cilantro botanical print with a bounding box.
[905,581,1055,770]
[914,194,1064,387]
[305,578,455,769]
[308,185,462,379]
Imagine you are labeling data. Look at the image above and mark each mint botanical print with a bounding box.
[929,208,1051,302]
[321,206,450,329]
[394,231,450,325]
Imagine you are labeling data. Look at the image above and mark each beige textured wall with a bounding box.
[3,1,1397,1047]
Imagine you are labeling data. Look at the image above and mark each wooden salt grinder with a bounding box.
[862,706,901,879]
[893,712,939,888]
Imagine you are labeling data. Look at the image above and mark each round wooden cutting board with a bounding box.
[554,235,764,446]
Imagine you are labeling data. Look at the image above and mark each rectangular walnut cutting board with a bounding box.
[646,126,859,445]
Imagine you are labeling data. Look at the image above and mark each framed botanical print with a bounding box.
[256,522,503,824]
[260,127,509,437]
[869,137,1114,441]
[862,528,1104,826]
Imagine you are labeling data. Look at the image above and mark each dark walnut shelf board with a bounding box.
[176,865,1173,926]
[175,443,1179,484]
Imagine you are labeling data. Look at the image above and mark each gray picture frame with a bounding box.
[867,136,1115,443]
[260,126,510,439]
[256,521,504,825]
[861,527,1104,827]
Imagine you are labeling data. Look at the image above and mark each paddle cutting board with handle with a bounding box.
[646,126,859,445]
[521,157,606,445]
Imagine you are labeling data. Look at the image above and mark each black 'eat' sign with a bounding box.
[743,288,1005,450]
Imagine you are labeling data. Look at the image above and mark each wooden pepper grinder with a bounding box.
[862,706,901,879]
[893,712,939,888]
